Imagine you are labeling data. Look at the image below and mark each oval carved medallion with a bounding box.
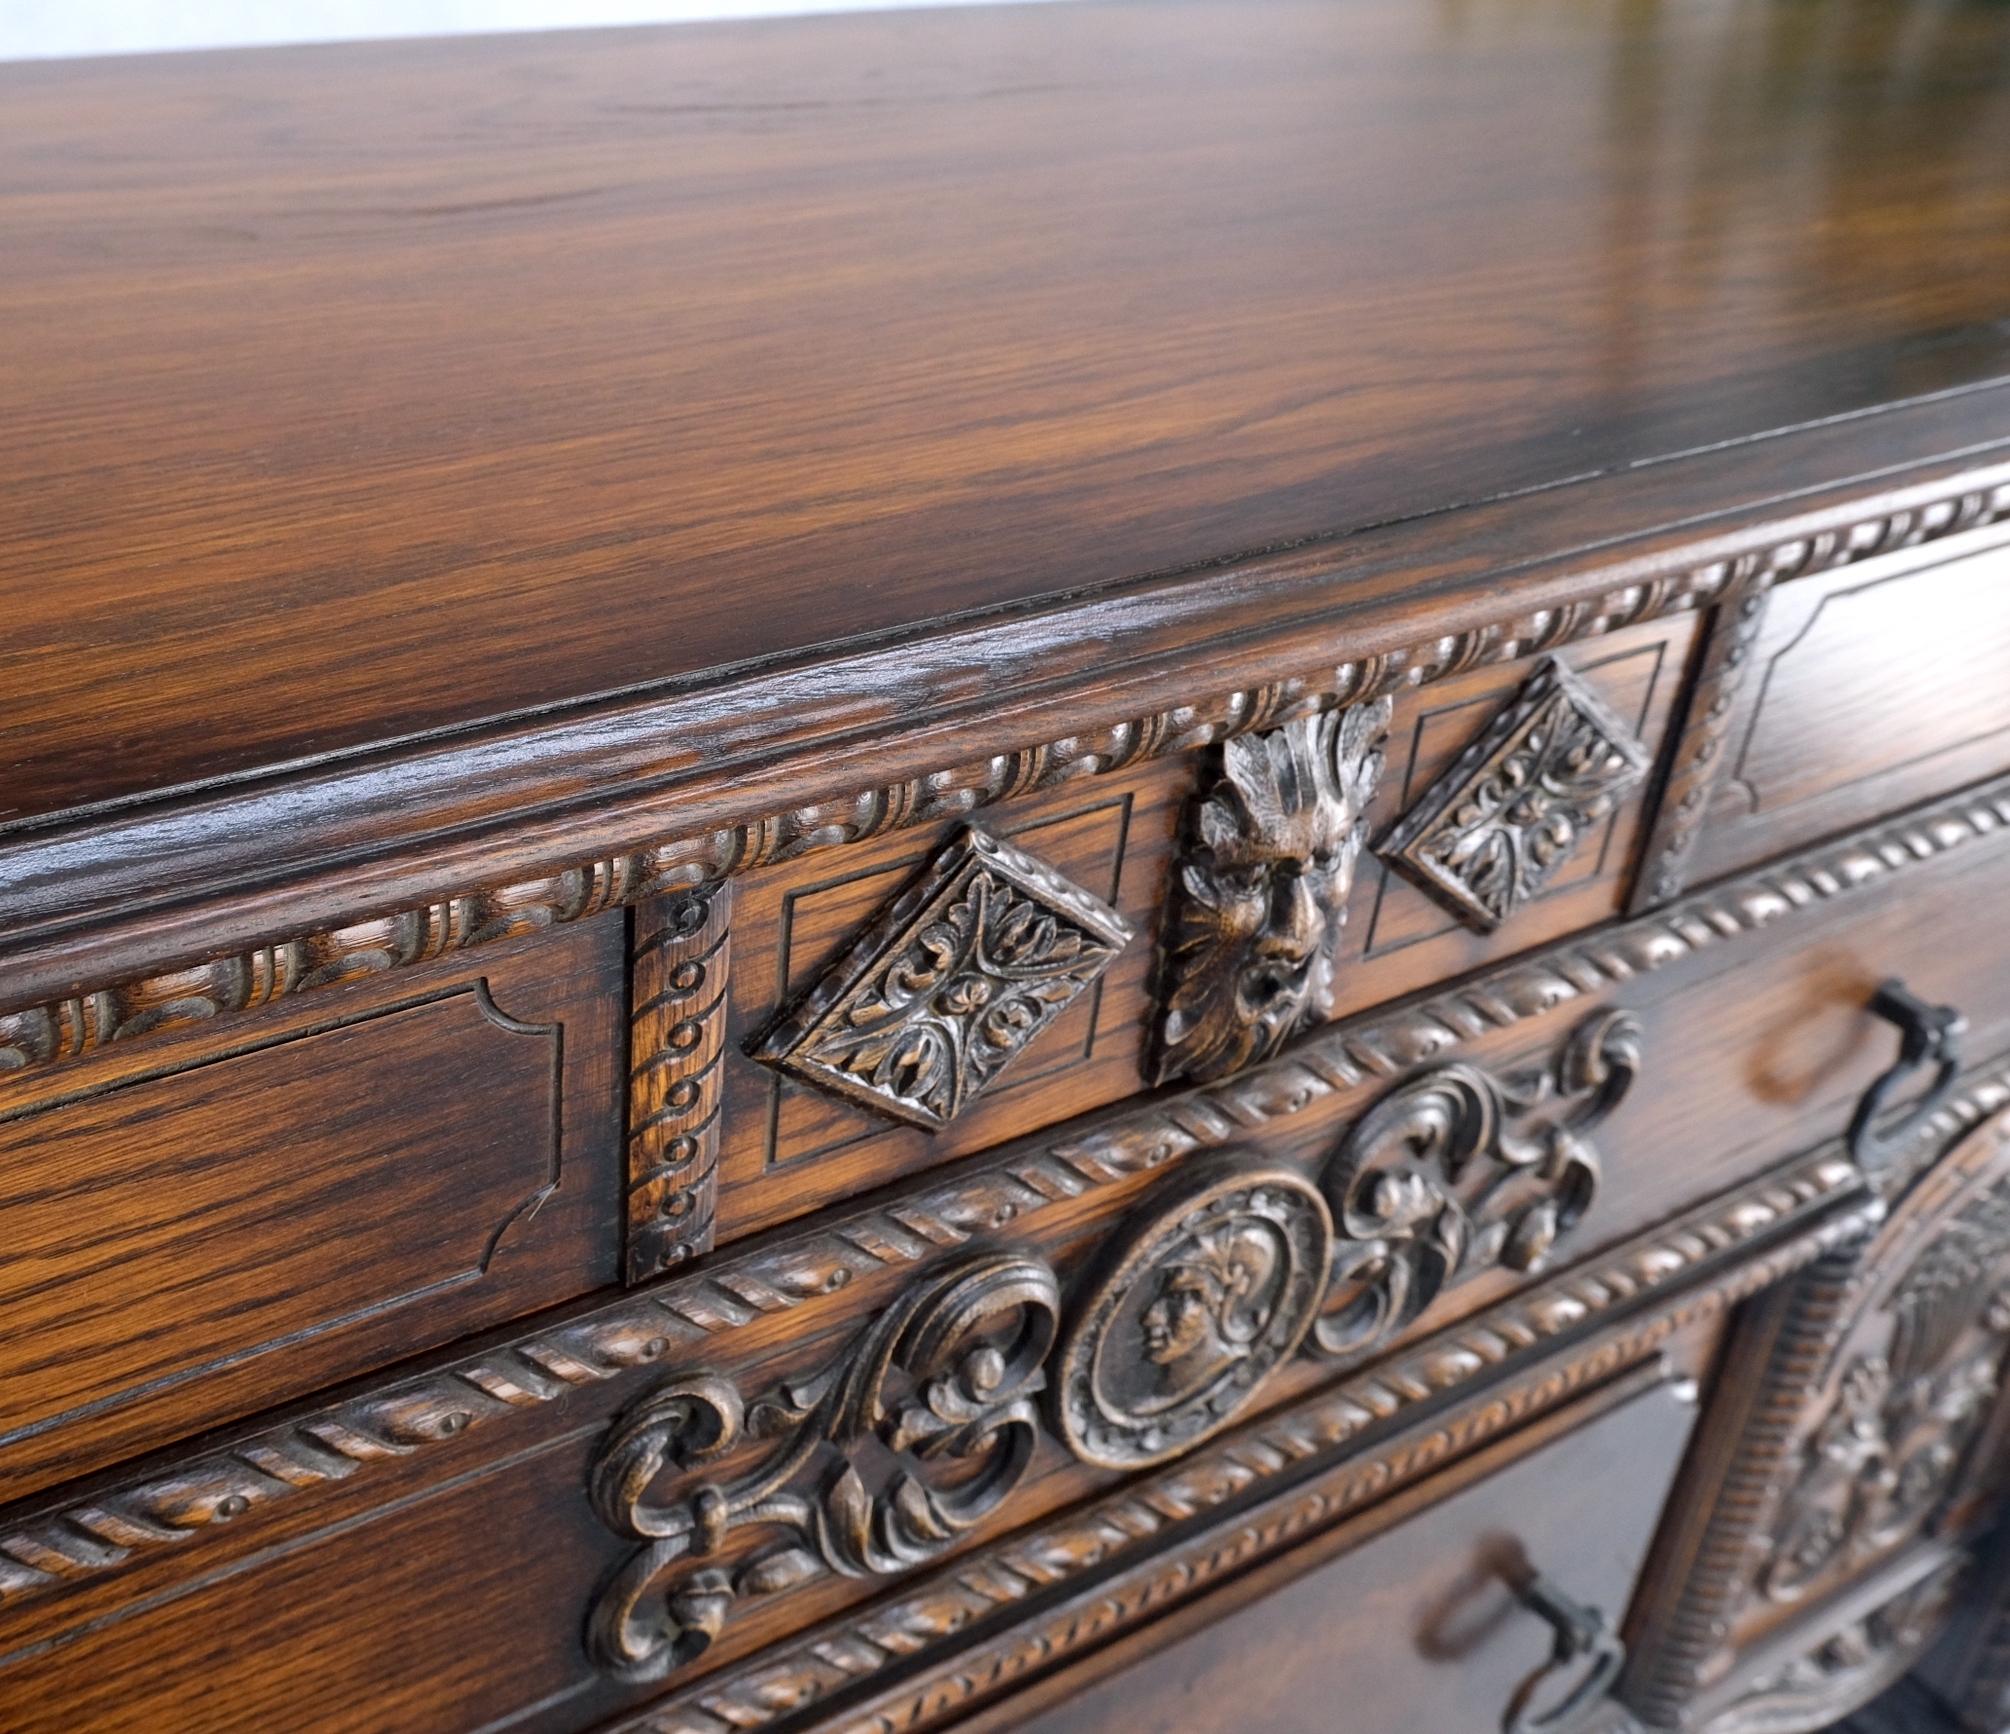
[1053,1159,1332,1469]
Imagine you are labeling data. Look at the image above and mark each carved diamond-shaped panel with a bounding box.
[1378,656,1651,931]
[750,825,1134,1130]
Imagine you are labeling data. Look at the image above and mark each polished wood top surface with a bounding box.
[3,0,2009,826]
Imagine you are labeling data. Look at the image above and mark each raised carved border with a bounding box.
[1629,569,1776,912]
[7,781,2010,1616]
[603,1155,1878,1734]
[626,886,731,1281]
[5,480,2005,1084]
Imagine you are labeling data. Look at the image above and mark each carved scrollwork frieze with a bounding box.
[1310,1008,1643,1369]
[750,826,1132,1129]
[586,1249,1059,1682]
[1151,699,1391,1085]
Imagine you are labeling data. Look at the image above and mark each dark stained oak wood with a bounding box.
[0,916,623,1502]
[1,0,2008,865]
[7,7,2010,1732]
[975,1367,1698,1734]
[1689,526,2010,884]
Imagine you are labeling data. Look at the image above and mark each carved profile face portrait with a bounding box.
[1053,1162,1332,1470]
[1153,699,1390,1085]
[1137,1220,1279,1405]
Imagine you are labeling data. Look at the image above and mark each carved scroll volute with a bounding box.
[1151,698,1392,1086]
[1310,1009,1642,1368]
[586,1250,1059,1683]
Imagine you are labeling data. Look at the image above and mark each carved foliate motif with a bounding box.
[1310,1009,1642,1368]
[1764,1177,2010,1604]
[750,826,1132,1129]
[587,1250,1059,1682]
[1704,1559,1966,1734]
[1379,657,1651,932]
[1053,1160,1333,1468]
[1152,699,1391,1085]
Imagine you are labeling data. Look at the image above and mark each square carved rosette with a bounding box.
[749,825,1135,1130]
[1379,656,1652,931]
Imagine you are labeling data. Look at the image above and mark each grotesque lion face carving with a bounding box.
[1151,698,1390,1084]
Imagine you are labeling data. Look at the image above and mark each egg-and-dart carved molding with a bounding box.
[5,476,2005,1086]
[601,1150,1879,1734]
[2,784,2007,1618]
[750,827,1132,1130]
[594,1012,1637,1680]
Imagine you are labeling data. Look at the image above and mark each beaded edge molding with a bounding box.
[607,1152,1878,1734]
[5,479,2006,1083]
[3,775,2009,1615]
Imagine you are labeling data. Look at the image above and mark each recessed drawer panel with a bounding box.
[1689,527,2010,885]
[0,918,623,1502]
[991,1369,1697,1734]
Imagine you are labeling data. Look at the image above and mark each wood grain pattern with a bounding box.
[0,726,2000,1648]
[1690,527,2010,884]
[0,916,623,1504]
[4,0,2009,832]
[610,1201,1849,1734]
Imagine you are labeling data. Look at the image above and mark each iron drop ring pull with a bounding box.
[1503,1571,1625,1734]
[1847,979,1965,1171]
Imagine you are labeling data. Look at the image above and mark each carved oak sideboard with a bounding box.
[5,3,2010,1731]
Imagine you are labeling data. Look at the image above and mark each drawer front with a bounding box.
[1687,526,2010,887]
[0,918,623,1502]
[988,1368,1698,1734]
[0,1233,1744,1734]
[714,614,1696,1240]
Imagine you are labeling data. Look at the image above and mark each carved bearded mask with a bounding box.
[1151,699,1390,1084]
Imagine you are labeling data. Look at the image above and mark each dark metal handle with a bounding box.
[1847,979,1965,1171]
[1503,1573,1625,1734]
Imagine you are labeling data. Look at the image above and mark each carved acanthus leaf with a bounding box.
[1380,657,1651,931]
[750,826,1132,1130]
